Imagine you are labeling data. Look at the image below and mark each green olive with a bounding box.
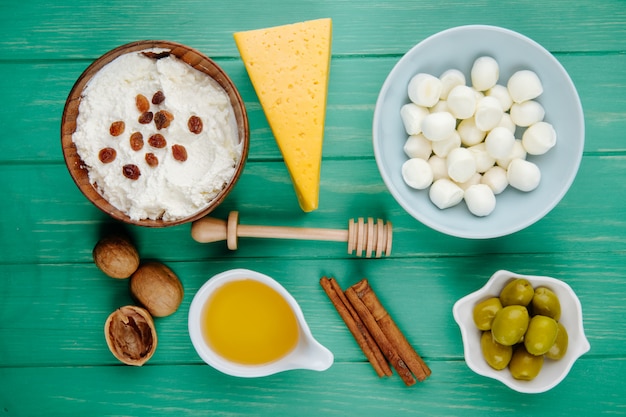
[532,287,561,321]
[480,331,512,370]
[473,297,503,330]
[491,305,529,346]
[524,315,558,356]
[499,278,535,306]
[509,345,544,380]
[545,322,569,360]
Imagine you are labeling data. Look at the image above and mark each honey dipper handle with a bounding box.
[191,211,348,250]
[232,210,348,249]
[191,211,392,258]
[190,216,228,244]
[237,224,348,242]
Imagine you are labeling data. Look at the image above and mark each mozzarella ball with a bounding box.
[447,85,477,119]
[439,69,466,100]
[471,56,499,91]
[468,142,496,173]
[399,60,553,219]
[485,126,516,159]
[403,134,432,160]
[495,112,517,134]
[474,96,504,131]
[400,103,429,135]
[481,165,508,194]
[510,100,545,127]
[507,159,541,192]
[402,158,434,190]
[464,184,496,217]
[496,139,527,169]
[421,112,456,142]
[432,130,461,158]
[408,73,442,107]
[457,117,487,147]
[429,178,464,209]
[428,155,448,181]
[447,147,477,183]
[507,70,543,103]
[486,84,513,111]
[522,121,557,155]
[430,100,450,113]
[456,172,482,191]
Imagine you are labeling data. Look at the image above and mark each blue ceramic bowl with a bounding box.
[373,25,584,238]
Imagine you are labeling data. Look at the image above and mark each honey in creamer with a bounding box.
[201,279,299,365]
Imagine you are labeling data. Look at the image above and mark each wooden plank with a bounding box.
[0,2,624,415]
[0,253,622,367]
[0,53,625,163]
[1,154,625,265]
[0,358,623,416]
[1,0,625,60]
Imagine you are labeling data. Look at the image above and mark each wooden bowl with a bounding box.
[61,40,249,227]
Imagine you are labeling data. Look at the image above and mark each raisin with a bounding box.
[152,91,165,105]
[188,115,203,134]
[109,121,125,136]
[98,147,117,163]
[130,132,144,151]
[138,111,153,124]
[172,144,188,162]
[145,153,159,167]
[148,134,167,148]
[142,51,170,60]
[135,94,150,113]
[154,110,174,130]
[122,164,141,180]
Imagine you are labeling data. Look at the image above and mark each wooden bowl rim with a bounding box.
[61,40,249,227]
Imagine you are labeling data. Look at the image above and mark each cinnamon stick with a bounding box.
[345,287,416,386]
[328,277,392,377]
[351,278,431,381]
[319,277,391,377]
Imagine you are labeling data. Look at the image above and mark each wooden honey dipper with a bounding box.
[191,211,392,258]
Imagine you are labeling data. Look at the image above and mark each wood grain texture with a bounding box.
[1,54,625,163]
[1,0,626,60]
[1,0,626,415]
[1,359,625,416]
[1,254,624,367]
[1,156,625,265]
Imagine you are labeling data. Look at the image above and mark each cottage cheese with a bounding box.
[73,49,241,221]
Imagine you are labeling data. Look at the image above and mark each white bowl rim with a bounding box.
[372,25,585,239]
[452,269,590,393]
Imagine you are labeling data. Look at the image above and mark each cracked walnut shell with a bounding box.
[104,305,157,366]
[129,262,184,317]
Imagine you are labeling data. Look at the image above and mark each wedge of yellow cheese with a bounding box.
[234,18,332,212]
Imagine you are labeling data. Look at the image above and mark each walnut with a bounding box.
[129,262,184,317]
[104,305,157,366]
[93,235,140,279]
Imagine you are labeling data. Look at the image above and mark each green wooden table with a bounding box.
[1,1,625,415]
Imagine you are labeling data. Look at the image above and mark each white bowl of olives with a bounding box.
[452,270,590,393]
